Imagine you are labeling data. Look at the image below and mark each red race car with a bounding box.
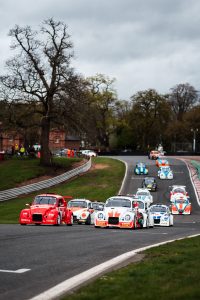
[19,193,73,225]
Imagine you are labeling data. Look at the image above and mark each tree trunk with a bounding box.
[40,116,52,166]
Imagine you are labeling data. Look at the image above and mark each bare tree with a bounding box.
[168,83,199,121]
[0,18,76,166]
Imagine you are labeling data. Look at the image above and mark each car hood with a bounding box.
[104,207,132,217]
[30,205,56,214]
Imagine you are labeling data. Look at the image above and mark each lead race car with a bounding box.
[67,198,94,224]
[149,204,173,226]
[19,193,73,225]
[171,193,192,215]
[94,195,154,229]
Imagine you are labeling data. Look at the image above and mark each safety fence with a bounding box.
[191,160,200,179]
[0,158,91,202]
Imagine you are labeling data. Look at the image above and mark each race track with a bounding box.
[0,156,200,300]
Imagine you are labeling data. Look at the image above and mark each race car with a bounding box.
[94,196,153,229]
[67,198,94,224]
[19,193,73,226]
[148,150,160,160]
[134,162,148,175]
[136,188,153,205]
[170,185,189,202]
[142,177,157,191]
[158,166,173,179]
[149,204,173,226]
[171,193,192,215]
[156,158,169,168]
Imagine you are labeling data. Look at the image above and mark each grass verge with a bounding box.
[0,157,125,223]
[0,156,82,190]
[62,235,200,300]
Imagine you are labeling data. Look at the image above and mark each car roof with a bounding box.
[69,198,91,203]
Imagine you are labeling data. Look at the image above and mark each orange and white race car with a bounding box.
[67,199,94,224]
[156,158,169,168]
[171,193,192,215]
[94,196,154,229]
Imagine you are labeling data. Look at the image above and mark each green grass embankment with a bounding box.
[0,156,82,190]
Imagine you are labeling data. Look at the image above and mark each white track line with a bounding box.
[29,233,200,300]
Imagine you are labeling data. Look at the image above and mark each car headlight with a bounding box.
[98,213,104,219]
[125,214,131,221]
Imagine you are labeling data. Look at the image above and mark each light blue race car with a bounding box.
[134,162,148,175]
[149,204,173,226]
[158,166,173,179]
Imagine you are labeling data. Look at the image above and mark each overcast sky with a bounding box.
[0,0,200,100]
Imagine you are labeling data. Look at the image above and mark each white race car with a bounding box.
[170,185,189,202]
[94,196,153,229]
[149,204,173,226]
[67,199,94,224]
[158,166,173,179]
[136,188,153,205]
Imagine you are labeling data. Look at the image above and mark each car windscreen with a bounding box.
[92,203,104,210]
[145,178,154,184]
[68,200,88,208]
[174,188,185,193]
[137,192,148,196]
[175,199,187,204]
[150,206,167,213]
[106,198,131,208]
[33,196,57,205]
[137,201,145,209]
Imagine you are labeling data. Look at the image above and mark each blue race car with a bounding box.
[134,162,148,175]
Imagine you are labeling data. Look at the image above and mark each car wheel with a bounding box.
[85,215,91,225]
[20,223,27,225]
[55,214,61,226]
[134,217,137,229]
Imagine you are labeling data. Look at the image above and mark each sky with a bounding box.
[0,0,200,100]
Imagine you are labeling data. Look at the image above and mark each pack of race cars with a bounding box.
[19,152,192,228]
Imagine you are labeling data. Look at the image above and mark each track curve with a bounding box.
[0,156,199,300]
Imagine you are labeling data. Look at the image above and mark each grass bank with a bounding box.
[0,157,125,223]
[62,235,200,300]
[0,156,82,190]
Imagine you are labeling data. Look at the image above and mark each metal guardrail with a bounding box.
[191,160,200,179]
[0,158,92,202]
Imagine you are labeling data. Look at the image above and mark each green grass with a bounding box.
[0,156,82,190]
[0,157,125,223]
[62,236,200,300]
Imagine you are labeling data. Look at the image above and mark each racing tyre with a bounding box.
[55,214,61,226]
[134,217,137,230]
[85,215,91,225]
[67,214,73,226]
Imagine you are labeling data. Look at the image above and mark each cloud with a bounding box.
[0,0,200,99]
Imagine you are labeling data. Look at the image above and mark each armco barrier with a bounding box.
[0,158,92,202]
[191,160,200,179]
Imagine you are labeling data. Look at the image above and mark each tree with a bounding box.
[85,74,117,149]
[0,18,76,166]
[130,89,171,150]
[168,83,199,121]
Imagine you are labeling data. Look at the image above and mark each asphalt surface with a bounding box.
[0,156,200,300]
